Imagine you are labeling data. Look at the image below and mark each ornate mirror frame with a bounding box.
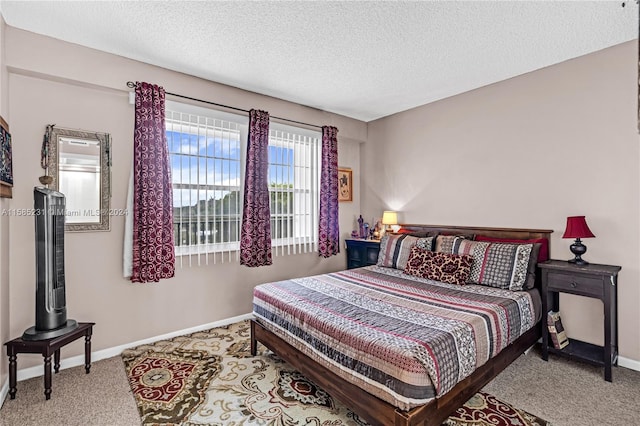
[49,127,112,232]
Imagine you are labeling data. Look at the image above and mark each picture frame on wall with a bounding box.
[338,167,352,202]
[0,116,13,199]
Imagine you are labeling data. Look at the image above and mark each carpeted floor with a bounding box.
[1,320,639,426]
[118,320,548,425]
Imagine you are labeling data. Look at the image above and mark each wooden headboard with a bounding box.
[399,223,553,242]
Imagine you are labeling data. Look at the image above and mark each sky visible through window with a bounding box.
[168,130,294,208]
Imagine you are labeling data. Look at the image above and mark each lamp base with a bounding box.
[568,238,589,266]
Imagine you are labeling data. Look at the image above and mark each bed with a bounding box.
[250,224,552,426]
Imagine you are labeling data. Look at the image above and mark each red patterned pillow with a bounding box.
[405,246,473,285]
[404,245,433,276]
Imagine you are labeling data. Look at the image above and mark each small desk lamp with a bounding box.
[382,211,398,234]
[562,216,595,265]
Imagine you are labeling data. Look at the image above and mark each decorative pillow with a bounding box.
[404,247,473,286]
[403,245,432,277]
[434,235,469,253]
[475,235,549,263]
[447,239,535,291]
[415,236,435,251]
[522,243,541,290]
[377,234,433,270]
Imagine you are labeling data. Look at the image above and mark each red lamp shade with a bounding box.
[562,216,595,239]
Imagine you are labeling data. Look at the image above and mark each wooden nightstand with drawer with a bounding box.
[345,239,380,269]
[539,260,621,382]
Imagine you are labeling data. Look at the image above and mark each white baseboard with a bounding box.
[618,355,640,371]
[0,378,8,408]
[10,312,254,384]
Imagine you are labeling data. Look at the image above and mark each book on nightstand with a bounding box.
[547,310,569,349]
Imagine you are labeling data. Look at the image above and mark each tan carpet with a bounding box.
[0,356,139,426]
[120,320,549,425]
[1,324,638,425]
[483,345,640,426]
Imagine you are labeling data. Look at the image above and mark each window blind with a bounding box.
[166,101,321,266]
[166,107,243,266]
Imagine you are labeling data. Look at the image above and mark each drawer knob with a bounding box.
[570,281,578,288]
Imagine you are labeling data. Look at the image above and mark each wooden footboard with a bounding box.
[251,319,541,426]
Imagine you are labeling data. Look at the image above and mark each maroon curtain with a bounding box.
[318,126,340,257]
[131,82,175,283]
[240,109,272,267]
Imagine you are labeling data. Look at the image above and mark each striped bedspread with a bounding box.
[253,265,541,411]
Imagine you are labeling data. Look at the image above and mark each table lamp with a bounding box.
[562,216,595,265]
[382,211,398,234]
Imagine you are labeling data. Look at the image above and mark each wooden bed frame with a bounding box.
[250,224,553,426]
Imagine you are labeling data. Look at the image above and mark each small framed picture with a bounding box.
[338,167,352,202]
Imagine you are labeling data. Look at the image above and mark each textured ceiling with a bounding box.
[1,1,637,122]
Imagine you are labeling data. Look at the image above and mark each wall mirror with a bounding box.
[49,127,111,232]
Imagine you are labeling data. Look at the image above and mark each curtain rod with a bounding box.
[126,81,323,130]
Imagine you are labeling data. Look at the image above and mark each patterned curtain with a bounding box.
[240,109,273,267]
[318,126,340,257]
[131,82,175,283]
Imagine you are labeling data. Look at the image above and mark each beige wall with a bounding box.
[0,16,9,387]
[363,41,640,363]
[4,27,366,369]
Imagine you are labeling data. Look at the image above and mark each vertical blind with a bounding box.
[268,127,320,257]
[166,102,321,266]
[166,109,242,266]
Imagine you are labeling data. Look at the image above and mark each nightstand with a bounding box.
[538,260,621,382]
[345,239,380,269]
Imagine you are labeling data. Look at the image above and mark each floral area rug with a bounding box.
[121,320,550,426]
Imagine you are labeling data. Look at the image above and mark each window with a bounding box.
[166,101,245,263]
[268,125,320,255]
[166,101,320,263]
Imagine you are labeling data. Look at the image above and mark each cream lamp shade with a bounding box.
[382,211,398,233]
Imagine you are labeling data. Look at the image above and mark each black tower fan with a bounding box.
[22,187,77,340]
